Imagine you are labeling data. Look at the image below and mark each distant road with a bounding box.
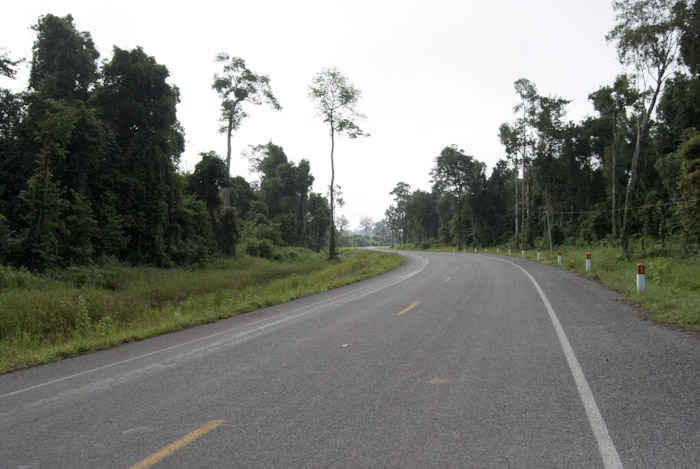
[1,251,699,468]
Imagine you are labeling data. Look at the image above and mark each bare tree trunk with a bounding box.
[546,209,552,251]
[611,123,618,238]
[621,62,666,255]
[328,121,337,260]
[521,165,526,249]
[514,157,518,239]
[222,115,235,208]
[225,117,233,176]
[621,112,649,255]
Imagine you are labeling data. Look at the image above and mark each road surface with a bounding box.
[1,251,699,468]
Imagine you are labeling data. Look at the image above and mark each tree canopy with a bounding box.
[3,5,700,268]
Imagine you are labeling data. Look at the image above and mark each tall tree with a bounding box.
[390,181,411,244]
[431,145,485,250]
[404,190,439,247]
[95,46,184,265]
[498,123,522,241]
[607,0,680,255]
[29,14,99,101]
[359,216,374,237]
[212,54,281,178]
[589,74,639,237]
[19,100,79,270]
[499,78,540,247]
[308,67,369,260]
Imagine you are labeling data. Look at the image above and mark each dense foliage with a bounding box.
[0,14,332,270]
[3,3,700,268]
[379,1,700,255]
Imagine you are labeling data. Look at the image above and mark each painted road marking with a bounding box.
[494,257,623,469]
[128,420,224,469]
[397,301,421,316]
[444,276,452,282]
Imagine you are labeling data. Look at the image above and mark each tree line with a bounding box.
[0,14,368,270]
[382,0,700,255]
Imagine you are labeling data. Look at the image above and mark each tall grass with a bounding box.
[0,248,403,373]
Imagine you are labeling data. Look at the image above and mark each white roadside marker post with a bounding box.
[586,252,592,271]
[508,247,512,255]
[637,264,646,293]
[537,248,541,261]
[557,250,562,265]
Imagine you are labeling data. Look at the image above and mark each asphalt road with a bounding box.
[1,251,699,468]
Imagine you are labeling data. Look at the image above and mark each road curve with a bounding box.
[1,251,699,468]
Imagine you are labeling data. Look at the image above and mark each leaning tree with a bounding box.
[606,0,680,255]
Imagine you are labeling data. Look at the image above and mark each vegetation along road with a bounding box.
[1,250,699,468]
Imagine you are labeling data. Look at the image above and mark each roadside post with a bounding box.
[537,249,541,261]
[557,250,562,265]
[586,252,592,271]
[637,264,646,293]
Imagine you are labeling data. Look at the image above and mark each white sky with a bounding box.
[1,0,623,229]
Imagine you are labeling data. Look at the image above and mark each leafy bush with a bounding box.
[244,238,260,257]
[258,239,276,259]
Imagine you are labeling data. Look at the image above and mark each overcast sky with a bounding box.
[2,0,624,229]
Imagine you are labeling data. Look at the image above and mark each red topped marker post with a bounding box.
[637,264,646,293]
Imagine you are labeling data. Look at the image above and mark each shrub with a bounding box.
[258,239,275,259]
[244,238,260,257]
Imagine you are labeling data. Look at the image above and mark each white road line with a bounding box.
[495,258,623,469]
[0,253,429,401]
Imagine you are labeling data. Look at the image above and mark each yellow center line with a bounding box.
[397,301,421,316]
[445,276,452,282]
[128,420,224,469]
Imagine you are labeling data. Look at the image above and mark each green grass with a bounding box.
[0,248,403,374]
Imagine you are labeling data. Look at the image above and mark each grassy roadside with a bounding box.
[404,242,700,332]
[0,248,403,374]
[509,246,700,332]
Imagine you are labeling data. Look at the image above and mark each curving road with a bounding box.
[1,251,699,468]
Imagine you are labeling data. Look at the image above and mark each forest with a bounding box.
[0,14,340,270]
[381,0,700,256]
[2,1,700,274]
